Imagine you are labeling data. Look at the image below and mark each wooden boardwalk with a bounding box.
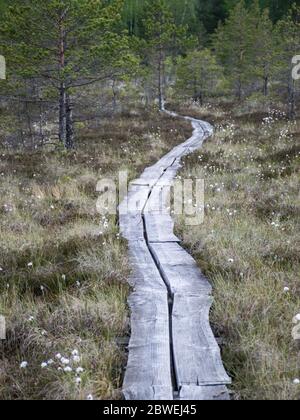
[120,111,231,401]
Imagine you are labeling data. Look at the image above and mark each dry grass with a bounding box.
[0,108,191,400]
[175,102,300,400]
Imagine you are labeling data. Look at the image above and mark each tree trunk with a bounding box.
[158,42,165,111]
[59,82,67,144]
[263,76,269,97]
[65,93,74,149]
[288,75,296,120]
[58,9,68,146]
[237,78,242,101]
[158,59,164,111]
[193,91,204,106]
[112,79,118,113]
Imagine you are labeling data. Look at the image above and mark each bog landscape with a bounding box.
[0,0,299,401]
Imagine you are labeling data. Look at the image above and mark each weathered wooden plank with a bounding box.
[150,243,212,295]
[149,241,198,266]
[144,214,180,243]
[128,241,166,292]
[158,167,179,184]
[144,186,170,214]
[179,385,230,401]
[172,294,231,387]
[119,212,144,241]
[119,185,150,214]
[149,242,212,295]
[124,386,173,401]
[123,291,173,401]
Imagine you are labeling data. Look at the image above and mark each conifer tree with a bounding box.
[143,0,187,110]
[213,1,254,100]
[175,49,224,105]
[275,4,300,119]
[249,1,275,96]
[0,0,136,148]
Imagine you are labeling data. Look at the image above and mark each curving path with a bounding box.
[119,110,231,401]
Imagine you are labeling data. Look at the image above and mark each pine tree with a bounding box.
[213,0,254,100]
[275,4,300,119]
[175,49,225,105]
[0,0,135,148]
[143,0,187,110]
[249,1,275,96]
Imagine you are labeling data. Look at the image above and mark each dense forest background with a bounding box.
[0,0,299,149]
[121,0,296,34]
[1,0,295,33]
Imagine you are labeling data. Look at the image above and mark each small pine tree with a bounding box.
[143,0,187,109]
[275,4,300,119]
[249,1,275,97]
[213,0,254,100]
[175,49,225,105]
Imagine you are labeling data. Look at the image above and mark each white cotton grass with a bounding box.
[86,394,94,400]
[292,314,300,324]
[20,361,28,369]
[293,378,300,385]
[283,287,290,293]
[36,349,86,393]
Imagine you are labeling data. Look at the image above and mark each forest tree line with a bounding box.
[0,0,299,149]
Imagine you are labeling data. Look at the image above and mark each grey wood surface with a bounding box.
[120,110,230,401]
[123,291,173,401]
[172,294,231,387]
[128,240,166,292]
[149,242,212,295]
[179,385,230,401]
[144,214,180,243]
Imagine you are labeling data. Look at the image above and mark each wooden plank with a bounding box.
[144,214,180,243]
[144,186,170,214]
[119,185,149,241]
[119,212,144,241]
[128,241,166,292]
[150,241,198,266]
[179,385,230,401]
[149,243,212,295]
[172,294,231,387]
[123,291,173,401]
[124,386,173,401]
[119,185,150,214]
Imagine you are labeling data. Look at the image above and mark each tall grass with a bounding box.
[0,109,191,400]
[175,102,300,400]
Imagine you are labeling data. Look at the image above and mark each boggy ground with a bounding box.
[0,108,191,400]
[173,101,300,400]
